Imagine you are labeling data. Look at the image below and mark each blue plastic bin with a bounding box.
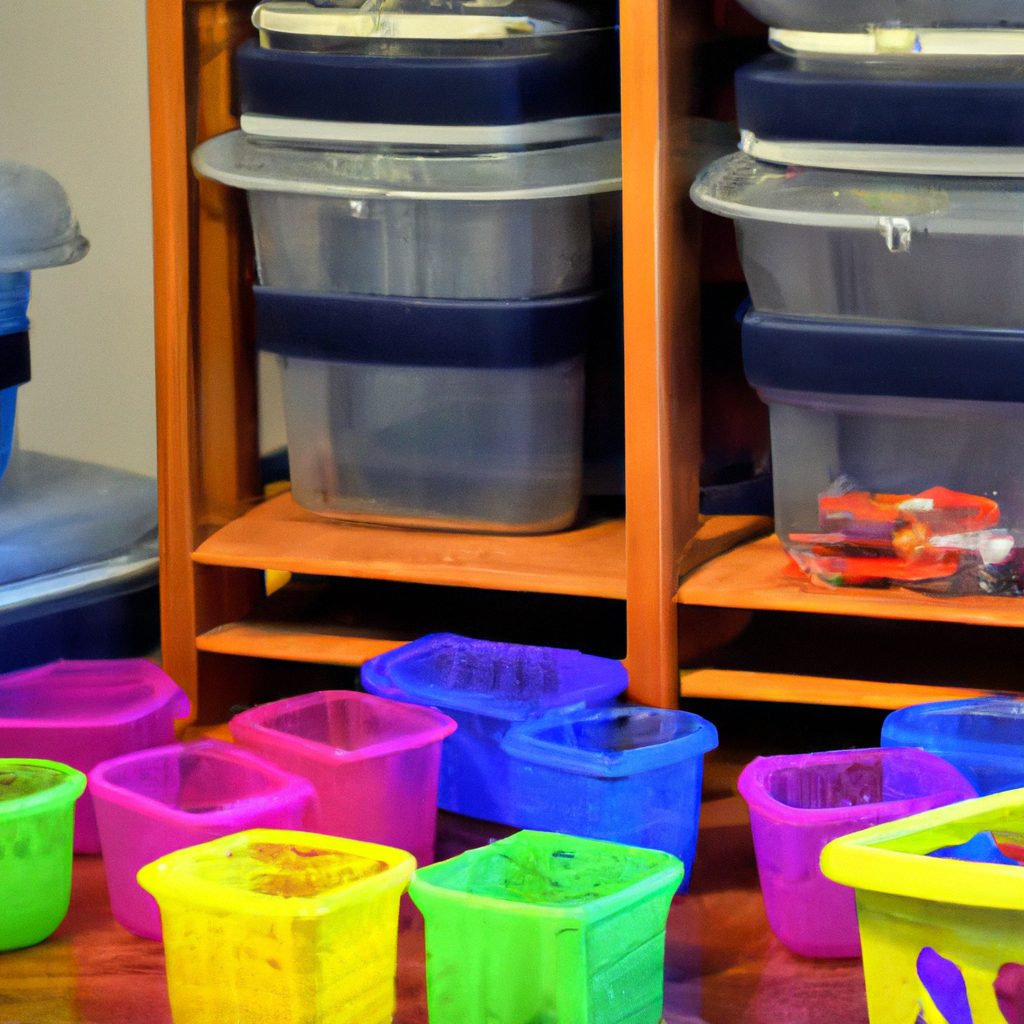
[882,698,1024,796]
[500,705,718,887]
[0,272,31,484]
[360,634,627,823]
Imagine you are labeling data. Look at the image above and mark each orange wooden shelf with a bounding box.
[192,491,627,599]
[677,534,1024,628]
[197,622,404,666]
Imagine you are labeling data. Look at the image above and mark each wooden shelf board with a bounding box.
[681,668,995,711]
[192,492,627,599]
[197,623,405,666]
[677,534,1024,628]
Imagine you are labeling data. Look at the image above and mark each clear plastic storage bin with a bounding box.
[738,747,975,958]
[883,698,1024,796]
[361,634,627,824]
[229,691,456,866]
[501,705,718,886]
[733,0,1024,31]
[691,154,1024,327]
[89,739,316,940]
[0,659,190,852]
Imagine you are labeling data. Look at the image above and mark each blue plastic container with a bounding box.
[0,272,31,483]
[500,705,718,887]
[360,634,628,823]
[882,698,1024,796]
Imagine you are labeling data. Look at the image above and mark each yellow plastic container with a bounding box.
[821,790,1024,1024]
[137,828,415,1024]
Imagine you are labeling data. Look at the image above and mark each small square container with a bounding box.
[0,758,86,951]
[738,747,976,958]
[410,830,683,1024]
[88,739,316,940]
[821,789,1024,1024]
[230,690,456,866]
[0,659,190,852]
[137,828,415,1024]
[883,698,1024,797]
[501,705,718,885]
[691,153,1024,329]
[733,0,1024,31]
[361,634,627,824]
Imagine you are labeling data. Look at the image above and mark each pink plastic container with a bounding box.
[230,690,457,865]
[737,746,977,959]
[89,739,316,939]
[0,659,190,853]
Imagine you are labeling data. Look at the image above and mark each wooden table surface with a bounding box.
[0,801,869,1024]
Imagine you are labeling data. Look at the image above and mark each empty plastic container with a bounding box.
[362,634,628,824]
[89,739,316,939]
[733,0,1024,31]
[691,153,1024,328]
[0,758,86,951]
[138,828,415,1024]
[230,691,455,866]
[0,659,190,852]
[883,698,1024,797]
[738,747,976,958]
[501,705,718,885]
[821,788,1024,1024]
[410,830,684,1024]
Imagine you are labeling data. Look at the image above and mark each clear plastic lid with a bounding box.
[193,129,621,200]
[253,0,616,55]
[770,26,1024,59]
[691,152,1024,237]
[0,162,88,273]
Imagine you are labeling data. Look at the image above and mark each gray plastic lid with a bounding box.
[691,151,1024,237]
[193,129,622,200]
[0,162,88,272]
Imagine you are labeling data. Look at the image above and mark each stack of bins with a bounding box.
[193,0,622,534]
[691,4,1024,596]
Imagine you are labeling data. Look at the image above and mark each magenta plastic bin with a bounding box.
[230,690,457,865]
[89,738,315,939]
[0,659,190,853]
[737,747,976,959]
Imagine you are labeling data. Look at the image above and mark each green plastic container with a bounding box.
[409,830,684,1024]
[0,758,87,951]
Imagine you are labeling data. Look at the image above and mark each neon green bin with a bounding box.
[409,830,684,1024]
[0,758,87,951]
[821,789,1024,1024]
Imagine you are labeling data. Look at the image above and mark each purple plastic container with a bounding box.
[89,739,315,939]
[737,747,977,958]
[0,659,190,853]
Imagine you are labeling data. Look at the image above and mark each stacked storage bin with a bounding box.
[691,7,1024,596]
[194,0,623,533]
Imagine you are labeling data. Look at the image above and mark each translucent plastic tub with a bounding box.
[410,830,684,1024]
[821,789,1024,1023]
[738,747,976,958]
[883,698,1024,796]
[0,659,190,852]
[229,691,456,866]
[89,740,316,939]
[361,634,627,824]
[734,0,1024,31]
[0,759,86,951]
[501,705,718,886]
[691,154,1024,328]
[138,829,415,1024]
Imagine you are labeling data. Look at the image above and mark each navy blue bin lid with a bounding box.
[360,633,627,721]
[737,53,1024,149]
[742,311,1024,404]
[501,705,719,778]
[0,332,30,392]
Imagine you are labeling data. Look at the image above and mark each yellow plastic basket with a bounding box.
[821,789,1024,1024]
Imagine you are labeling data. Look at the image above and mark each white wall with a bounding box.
[0,0,157,477]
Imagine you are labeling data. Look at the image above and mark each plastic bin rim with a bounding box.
[500,705,719,778]
[737,746,977,825]
[136,827,416,917]
[228,689,457,761]
[409,831,684,919]
[883,697,1024,761]
[0,658,191,728]
[87,739,317,826]
[0,758,87,820]
[820,787,1024,911]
